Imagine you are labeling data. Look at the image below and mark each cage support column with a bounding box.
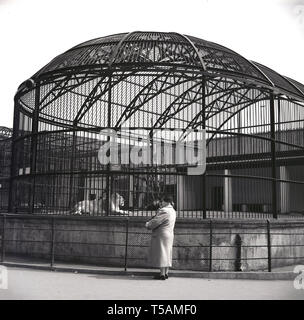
[68,122,77,209]
[277,98,290,214]
[1,214,6,262]
[270,93,278,219]
[106,72,113,216]
[29,81,41,214]
[202,76,207,219]
[267,219,272,272]
[8,96,21,213]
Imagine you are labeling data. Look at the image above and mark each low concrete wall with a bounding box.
[0,214,304,271]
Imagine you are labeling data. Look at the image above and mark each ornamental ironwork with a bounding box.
[5,31,304,219]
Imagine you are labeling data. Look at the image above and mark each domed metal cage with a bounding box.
[7,31,304,218]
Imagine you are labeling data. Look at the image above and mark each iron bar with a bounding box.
[150,81,202,130]
[74,72,137,124]
[29,81,40,214]
[277,97,281,152]
[190,94,268,132]
[1,214,5,263]
[8,95,21,213]
[267,219,272,272]
[124,218,129,271]
[106,72,112,216]
[39,74,74,111]
[115,72,189,127]
[73,76,108,123]
[8,168,304,185]
[209,220,213,272]
[68,126,77,209]
[50,217,55,267]
[202,76,207,219]
[206,93,267,146]
[11,124,304,152]
[270,93,278,219]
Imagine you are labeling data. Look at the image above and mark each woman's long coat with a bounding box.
[145,204,176,268]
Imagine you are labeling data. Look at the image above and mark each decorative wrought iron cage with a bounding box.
[8,31,304,218]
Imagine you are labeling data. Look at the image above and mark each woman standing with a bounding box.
[145,196,176,280]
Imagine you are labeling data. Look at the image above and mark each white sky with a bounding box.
[0,0,303,128]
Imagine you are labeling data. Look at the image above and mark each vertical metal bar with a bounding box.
[8,95,21,213]
[202,76,207,219]
[149,118,158,207]
[237,110,241,155]
[277,98,282,215]
[270,93,278,219]
[1,214,5,263]
[277,98,281,150]
[209,219,213,272]
[267,219,272,272]
[106,72,112,216]
[50,217,55,267]
[68,126,77,209]
[29,81,41,214]
[124,218,129,271]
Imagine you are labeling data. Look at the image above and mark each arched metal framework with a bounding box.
[7,31,304,218]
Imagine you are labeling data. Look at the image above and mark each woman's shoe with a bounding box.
[153,275,166,280]
[165,274,168,279]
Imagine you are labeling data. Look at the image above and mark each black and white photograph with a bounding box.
[0,0,304,304]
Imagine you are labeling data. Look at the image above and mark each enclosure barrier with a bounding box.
[6,31,304,220]
[1,213,304,273]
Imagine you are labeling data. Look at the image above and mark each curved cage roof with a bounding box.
[27,31,304,101]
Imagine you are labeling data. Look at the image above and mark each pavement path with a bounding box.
[0,267,303,300]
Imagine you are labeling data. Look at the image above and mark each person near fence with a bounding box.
[145,196,176,280]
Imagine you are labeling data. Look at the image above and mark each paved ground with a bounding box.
[0,267,304,300]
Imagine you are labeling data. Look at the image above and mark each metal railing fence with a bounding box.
[1,213,304,273]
